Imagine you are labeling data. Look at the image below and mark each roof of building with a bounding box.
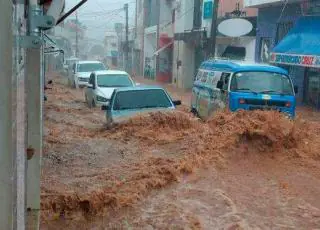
[200,59,288,75]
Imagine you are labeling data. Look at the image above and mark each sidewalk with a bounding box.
[134,76,192,107]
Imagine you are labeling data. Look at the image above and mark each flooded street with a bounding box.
[41,76,320,229]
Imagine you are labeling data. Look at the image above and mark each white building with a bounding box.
[104,32,119,68]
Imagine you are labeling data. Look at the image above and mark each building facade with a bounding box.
[246,0,320,108]
[104,32,119,68]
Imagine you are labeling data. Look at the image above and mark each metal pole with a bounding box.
[124,3,129,73]
[156,0,160,81]
[26,0,43,229]
[0,0,15,229]
[209,0,219,57]
[76,10,79,57]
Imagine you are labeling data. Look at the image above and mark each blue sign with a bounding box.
[203,1,213,19]
[111,51,118,57]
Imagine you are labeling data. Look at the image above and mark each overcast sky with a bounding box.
[65,0,136,42]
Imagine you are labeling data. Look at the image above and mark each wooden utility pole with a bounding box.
[210,0,219,57]
[124,3,129,72]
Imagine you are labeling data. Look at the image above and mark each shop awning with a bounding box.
[270,16,320,67]
[154,41,173,56]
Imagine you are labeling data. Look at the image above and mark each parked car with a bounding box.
[191,59,298,119]
[85,70,135,107]
[68,60,107,88]
[63,57,79,77]
[101,86,181,125]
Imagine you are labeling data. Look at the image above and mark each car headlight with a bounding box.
[96,95,109,102]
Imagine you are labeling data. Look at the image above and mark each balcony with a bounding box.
[244,0,302,8]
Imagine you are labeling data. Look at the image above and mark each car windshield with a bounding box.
[97,74,133,87]
[77,63,105,72]
[113,89,172,110]
[230,71,294,95]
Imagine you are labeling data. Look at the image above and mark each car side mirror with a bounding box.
[216,80,223,89]
[173,100,182,106]
[47,80,53,84]
[101,104,110,111]
[294,86,298,94]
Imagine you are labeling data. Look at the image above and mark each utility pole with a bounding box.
[210,0,219,57]
[0,0,15,229]
[156,0,160,81]
[124,3,129,72]
[76,10,79,57]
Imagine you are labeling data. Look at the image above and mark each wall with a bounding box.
[256,3,304,103]
[216,37,256,61]
[174,0,194,33]
[173,40,195,89]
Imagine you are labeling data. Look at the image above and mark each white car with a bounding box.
[84,70,136,107]
[63,57,79,77]
[68,60,107,88]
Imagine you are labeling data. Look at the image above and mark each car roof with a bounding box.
[200,59,288,75]
[115,86,166,92]
[94,70,129,75]
[77,60,103,64]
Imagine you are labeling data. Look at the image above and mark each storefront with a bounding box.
[256,2,320,109]
[270,16,320,108]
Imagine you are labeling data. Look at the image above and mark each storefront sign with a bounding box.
[203,1,213,19]
[270,53,320,68]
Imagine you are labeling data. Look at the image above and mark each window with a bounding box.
[97,74,133,87]
[212,71,222,87]
[260,38,271,63]
[113,89,172,110]
[89,73,94,85]
[221,72,231,91]
[201,72,208,83]
[195,71,203,81]
[77,63,106,72]
[276,21,293,44]
[230,71,294,95]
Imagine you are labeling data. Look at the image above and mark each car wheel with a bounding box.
[191,108,199,117]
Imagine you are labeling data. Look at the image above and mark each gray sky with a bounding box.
[65,0,136,42]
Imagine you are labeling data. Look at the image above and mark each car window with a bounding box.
[77,63,106,72]
[89,73,94,85]
[201,72,208,83]
[113,89,172,110]
[206,71,216,84]
[97,74,133,87]
[212,71,222,87]
[195,71,203,81]
[221,72,231,90]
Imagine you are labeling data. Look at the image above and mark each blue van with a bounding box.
[191,59,297,119]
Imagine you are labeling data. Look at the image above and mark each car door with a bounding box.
[197,71,210,119]
[86,73,95,104]
[217,72,232,110]
[191,70,203,112]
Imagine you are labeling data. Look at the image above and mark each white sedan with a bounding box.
[84,70,136,107]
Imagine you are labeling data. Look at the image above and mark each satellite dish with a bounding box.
[218,18,253,37]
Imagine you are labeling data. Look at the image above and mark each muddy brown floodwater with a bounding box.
[41,75,320,229]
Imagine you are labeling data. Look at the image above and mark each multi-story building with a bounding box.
[215,0,257,61]
[104,32,119,68]
[245,0,320,108]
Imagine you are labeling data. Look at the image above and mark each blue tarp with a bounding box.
[273,16,320,55]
